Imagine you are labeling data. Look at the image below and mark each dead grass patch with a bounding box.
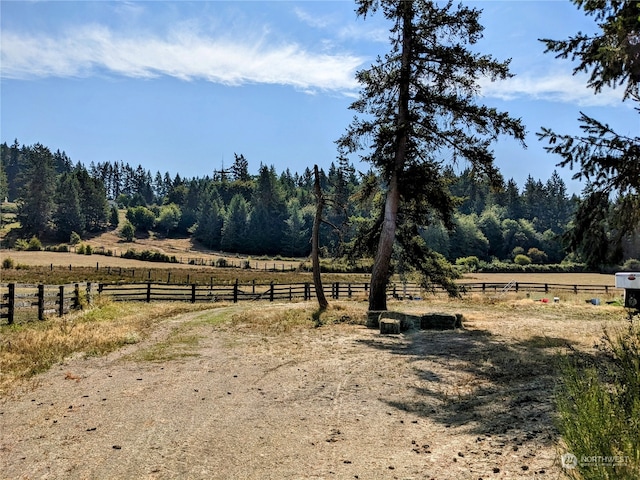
[224,301,368,335]
[0,299,216,395]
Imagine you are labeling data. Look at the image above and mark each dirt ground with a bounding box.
[0,299,623,479]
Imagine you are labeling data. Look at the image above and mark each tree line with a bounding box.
[0,138,603,266]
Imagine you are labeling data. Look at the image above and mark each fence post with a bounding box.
[545,283,549,293]
[269,282,274,302]
[98,283,104,294]
[289,285,292,301]
[573,285,578,294]
[86,282,92,305]
[233,279,239,303]
[348,283,352,298]
[515,282,519,292]
[335,282,340,300]
[5,283,15,325]
[147,282,152,303]
[74,283,80,309]
[38,284,45,320]
[59,285,65,317]
[304,283,310,301]
[192,284,197,303]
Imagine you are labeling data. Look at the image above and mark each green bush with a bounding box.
[121,249,177,263]
[46,244,69,253]
[623,258,640,271]
[527,247,548,264]
[216,258,228,268]
[27,236,42,251]
[2,257,14,269]
[69,231,81,245]
[555,317,640,479]
[455,256,481,272]
[84,244,93,255]
[76,244,85,254]
[514,254,532,266]
[119,222,135,242]
[13,239,29,251]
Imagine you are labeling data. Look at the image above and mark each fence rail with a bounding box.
[0,280,620,325]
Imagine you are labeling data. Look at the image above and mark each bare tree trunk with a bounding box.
[368,2,413,312]
[312,165,329,309]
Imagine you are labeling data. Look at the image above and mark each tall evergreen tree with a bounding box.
[221,194,249,252]
[247,165,287,254]
[282,199,311,257]
[337,0,526,310]
[195,187,224,249]
[504,178,523,220]
[230,153,250,182]
[53,173,84,239]
[74,167,109,231]
[17,144,57,236]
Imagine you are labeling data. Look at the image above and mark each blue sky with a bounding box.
[1,1,637,194]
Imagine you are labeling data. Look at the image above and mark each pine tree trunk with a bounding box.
[368,2,413,312]
[312,165,329,309]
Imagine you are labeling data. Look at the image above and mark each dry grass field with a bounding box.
[0,293,630,479]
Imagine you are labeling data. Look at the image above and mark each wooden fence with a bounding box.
[0,282,90,325]
[0,280,619,325]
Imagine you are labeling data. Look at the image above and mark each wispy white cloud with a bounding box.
[0,25,363,93]
[480,71,628,107]
[294,6,388,44]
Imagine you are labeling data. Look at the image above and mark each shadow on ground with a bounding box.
[358,325,607,446]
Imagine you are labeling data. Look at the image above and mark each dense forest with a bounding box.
[0,139,636,269]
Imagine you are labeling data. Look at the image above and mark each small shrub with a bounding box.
[121,248,177,263]
[13,239,29,251]
[555,317,640,479]
[69,231,81,245]
[76,244,85,255]
[84,244,93,255]
[27,236,42,251]
[456,256,481,272]
[216,258,228,268]
[47,244,69,253]
[2,257,14,269]
[514,254,532,266]
[119,222,135,242]
[527,247,548,264]
[623,258,640,271]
